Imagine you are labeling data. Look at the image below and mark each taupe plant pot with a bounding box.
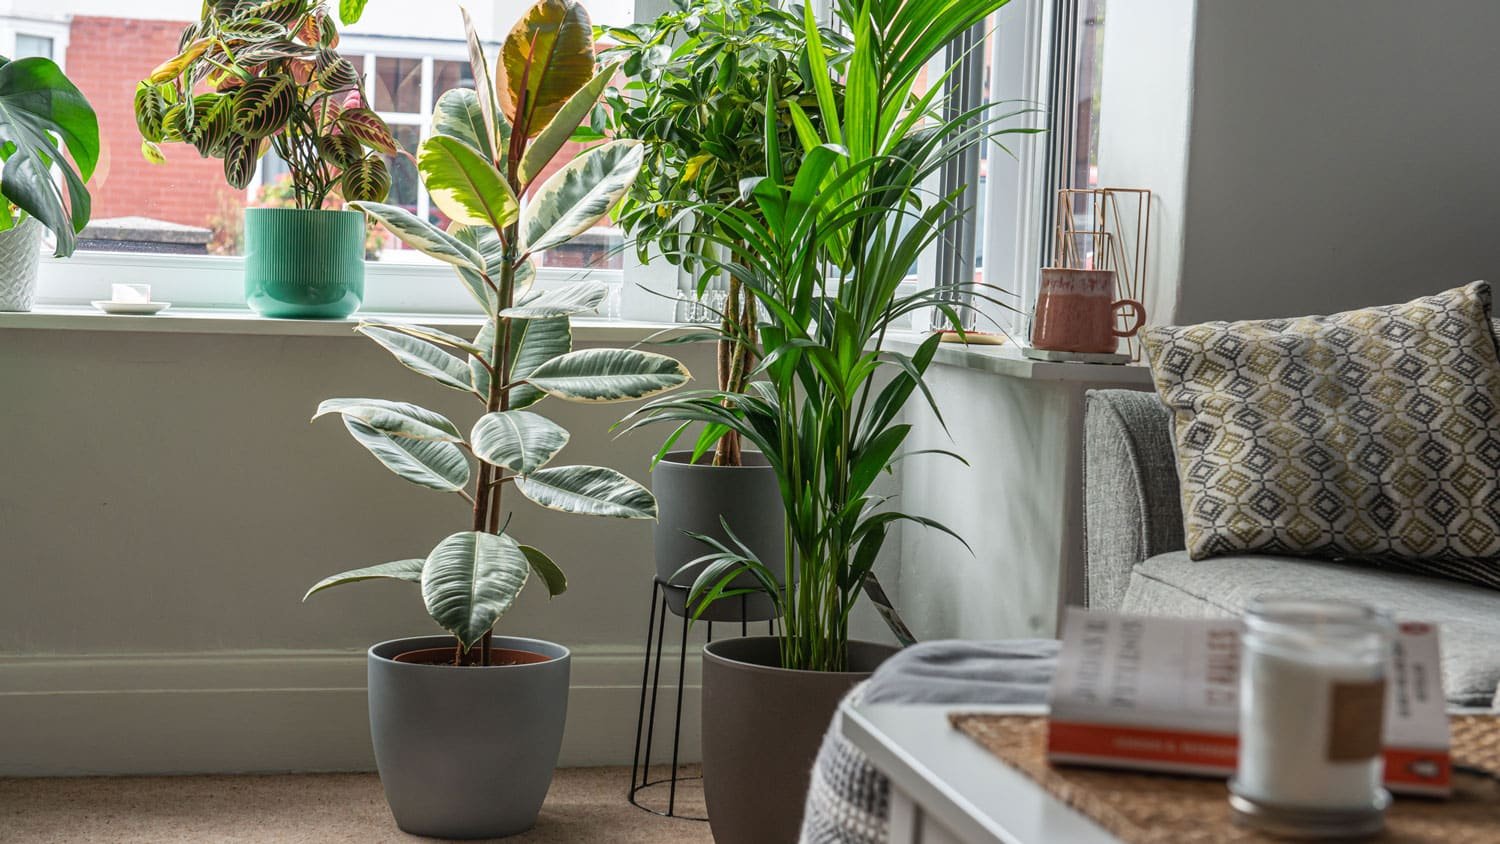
[701,636,898,844]
[653,450,784,622]
[367,635,570,839]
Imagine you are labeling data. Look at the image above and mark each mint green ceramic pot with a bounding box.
[244,207,364,318]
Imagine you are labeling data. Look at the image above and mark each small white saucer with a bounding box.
[92,300,171,315]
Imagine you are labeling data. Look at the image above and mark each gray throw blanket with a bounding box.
[799,639,1059,844]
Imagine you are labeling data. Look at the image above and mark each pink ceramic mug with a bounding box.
[1031,268,1144,354]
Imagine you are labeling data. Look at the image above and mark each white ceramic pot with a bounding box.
[0,216,45,312]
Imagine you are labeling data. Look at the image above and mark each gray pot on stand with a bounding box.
[367,634,570,839]
[652,450,785,621]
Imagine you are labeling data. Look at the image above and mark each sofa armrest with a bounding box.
[1083,390,1185,609]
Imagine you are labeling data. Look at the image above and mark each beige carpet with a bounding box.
[0,766,713,843]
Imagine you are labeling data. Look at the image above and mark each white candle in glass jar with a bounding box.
[1234,599,1393,812]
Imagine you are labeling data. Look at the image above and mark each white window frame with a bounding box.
[0,15,71,65]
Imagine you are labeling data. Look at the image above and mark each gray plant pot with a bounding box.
[367,635,570,839]
[653,450,785,622]
[701,636,897,844]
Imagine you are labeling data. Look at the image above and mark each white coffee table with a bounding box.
[841,702,1120,844]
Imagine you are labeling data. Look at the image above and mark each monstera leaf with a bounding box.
[523,140,643,255]
[0,56,99,255]
[422,531,531,649]
[524,347,689,402]
[499,0,596,135]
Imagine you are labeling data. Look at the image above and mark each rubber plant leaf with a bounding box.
[499,0,596,136]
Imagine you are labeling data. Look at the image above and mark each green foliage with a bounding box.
[134,0,393,209]
[0,56,100,256]
[600,0,849,464]
[623,0,1038,671]
[306,0,688,664]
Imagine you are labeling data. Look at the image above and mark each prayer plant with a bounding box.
[304,0,688,666]
[135,0,395,208]
[623,0,1036,671]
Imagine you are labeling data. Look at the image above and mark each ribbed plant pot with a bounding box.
[653,450,784,622]
[367,635,570,839]
[701,636,897,844]
[0,216,44,312]
[244,207,364,318]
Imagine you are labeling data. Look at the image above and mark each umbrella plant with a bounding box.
[304,0,688,666]
[623,0,1035,671]
[600,0,848,465]
[134,0,395,206]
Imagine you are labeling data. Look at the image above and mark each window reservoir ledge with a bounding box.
[0,305,691,344]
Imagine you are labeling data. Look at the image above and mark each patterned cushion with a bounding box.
[1142,281,1500,590]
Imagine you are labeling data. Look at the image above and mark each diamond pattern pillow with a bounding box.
[1142,281,1500,590]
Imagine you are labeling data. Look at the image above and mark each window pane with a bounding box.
[14,34,53,59]
[374,57,423,114]
[432,60,474,97]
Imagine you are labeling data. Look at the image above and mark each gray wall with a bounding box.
[1100,0,1500,324]
[0,327,722,773]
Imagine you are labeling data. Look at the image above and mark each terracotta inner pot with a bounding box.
[391,646,551,666]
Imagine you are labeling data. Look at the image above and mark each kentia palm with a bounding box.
[299,2,687,837]
[621,0,1034,839]
[135,0,395,318]
[601,0,849,620]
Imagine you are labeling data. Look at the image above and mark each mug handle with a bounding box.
[1112,299,1145,338]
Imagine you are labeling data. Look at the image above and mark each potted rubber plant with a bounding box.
[600,0,848,620]
[302,2,686,838]
[134,0,395,318]
[621,0,1031,839]
[0,55,99,311]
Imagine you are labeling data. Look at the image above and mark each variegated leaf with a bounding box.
[339,107,397,154]
[518,63,614,185]
[358,325,475,393]
[236,0,308,27]
[514,465,656,519]
[304,558,424,600]
[518,544,567,597]
[504,316,571,409]
[499,0,595,134]
[432,87,505,159]
[460,7,500,161]
[140,140,167,164]
[134,83,167,143]
[219,17,288,40]
[223,132,262,189]
[233,39,318,64]
[189,93,234,157]
[351,201,484,271]
[340,154,391,203]
[501,283,607,319]
[338,0,369,25]
[359,317,485,357]
[232,74,295,138]
[342,417,470,492]
[147,38,210,84]
[422,531,530,649]
[314,48,359,91]
[524,348,689,403]
[471,410,569,474]
[314,398,463,442]
[523,140,643,255]
[318,133,362,167]
[418,135,518,230]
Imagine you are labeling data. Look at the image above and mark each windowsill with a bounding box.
[0,304,691,344]
[878,331,1155,385]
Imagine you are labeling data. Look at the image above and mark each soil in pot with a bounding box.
[701,636,898,844]
[392,646,552,666]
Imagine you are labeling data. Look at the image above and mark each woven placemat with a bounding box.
[949,714,1500,843]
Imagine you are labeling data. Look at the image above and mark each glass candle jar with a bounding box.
[1230,598,1395,838]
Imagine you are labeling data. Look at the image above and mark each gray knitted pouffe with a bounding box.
[798,639,1059,844]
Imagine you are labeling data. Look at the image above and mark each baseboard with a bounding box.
[0,646,702,776]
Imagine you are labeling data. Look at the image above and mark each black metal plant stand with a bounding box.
[627,576,777,820]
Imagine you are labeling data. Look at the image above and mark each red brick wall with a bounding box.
[66,16,242,231]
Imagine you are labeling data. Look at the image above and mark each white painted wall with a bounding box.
[1099,0,1500,325]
